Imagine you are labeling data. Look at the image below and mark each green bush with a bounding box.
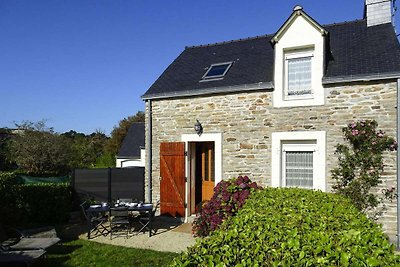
[0,172,72,226]
[15,183,72,225]
[0,172,22,224]
[172,188,400,266]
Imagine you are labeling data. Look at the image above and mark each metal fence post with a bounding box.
[108,167,112,204]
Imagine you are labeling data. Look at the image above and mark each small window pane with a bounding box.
[209,144,215,182]
[204,63,231,78]
[287,57,311,96]
[285,151,313,188]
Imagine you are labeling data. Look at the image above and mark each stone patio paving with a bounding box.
[70,216,197,253]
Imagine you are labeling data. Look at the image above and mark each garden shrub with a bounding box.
[15,183,72,225]
[0,172,22,224]
[173,188,400,266]
[0,172,72,226]
[332,120,397,219]
[192,176,260,237]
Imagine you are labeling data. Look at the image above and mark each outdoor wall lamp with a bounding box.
[194,119,203,136]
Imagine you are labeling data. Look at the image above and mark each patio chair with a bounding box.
[0,246,46,267]
[80,201,109,239]
[0,224,60,251]
[138,201,160,237]
[110,207,130,239]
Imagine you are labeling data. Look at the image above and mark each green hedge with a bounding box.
[172,188,400,266]
[0,172,21,224]
[0,172,72,226]
[15,183,72,225]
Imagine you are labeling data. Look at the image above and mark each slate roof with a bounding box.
[117,122,145,158]
[142,19,400,100]
[324,20,400,81]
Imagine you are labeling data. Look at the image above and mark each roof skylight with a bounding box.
[202,62,233,80]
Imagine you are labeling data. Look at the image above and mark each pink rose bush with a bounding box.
[332,119,397,217]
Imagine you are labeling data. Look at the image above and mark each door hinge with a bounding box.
[184,203,187,208]
[184,151,188,156]
[185,177,187,182]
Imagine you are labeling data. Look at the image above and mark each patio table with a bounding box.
[86,203,154,237]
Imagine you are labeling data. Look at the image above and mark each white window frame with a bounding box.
[271,131,326,191]
[284,50,314,100]
[201,62,233,81]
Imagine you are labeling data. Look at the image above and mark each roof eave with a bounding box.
[116,155,141,160]
[322,72,400,84]
[141,82,274,100]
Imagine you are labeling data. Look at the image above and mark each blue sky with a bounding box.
[0,0,398,135]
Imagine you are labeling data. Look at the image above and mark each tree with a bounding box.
[6,120,72,175]
[62,129,108,168]
[0,128,14,171]
[332,119,397,219]
[105,111,145,156]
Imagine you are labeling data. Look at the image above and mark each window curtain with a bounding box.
[285,151,313,188]
[287,57,311,96]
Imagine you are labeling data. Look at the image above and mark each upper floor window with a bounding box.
[285,50,313,100]
[271,6,326,108]
[201,62,232,81]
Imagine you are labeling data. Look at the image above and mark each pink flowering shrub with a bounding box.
[192,175,260,237]
[332,120,397,218]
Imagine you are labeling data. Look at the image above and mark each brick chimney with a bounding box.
[364,0,393,27]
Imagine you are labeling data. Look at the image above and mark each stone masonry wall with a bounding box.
[145,80,397,240]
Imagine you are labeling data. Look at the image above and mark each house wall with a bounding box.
[116,149,146,168]
[145,80,397,240]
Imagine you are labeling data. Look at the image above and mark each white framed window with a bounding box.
[272,10,326,108]
[285,51,313,99]
[271,131,326,191]
[273,44,324,107]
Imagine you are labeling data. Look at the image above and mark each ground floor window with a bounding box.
[282,142,315,189]
[271,131,326,191]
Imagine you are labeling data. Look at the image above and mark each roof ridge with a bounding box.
[185,33,273,49]
[184,19,365,50]
[322,18,365,28]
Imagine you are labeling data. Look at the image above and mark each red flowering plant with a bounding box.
[332,119,397,219]
[192,175,260,237]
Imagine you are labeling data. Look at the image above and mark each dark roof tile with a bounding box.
[325,20,400,78]
[143,19,400,99]
[117,122,145,158]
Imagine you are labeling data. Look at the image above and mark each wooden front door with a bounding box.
[160,142,185,217]
[199,142,215,202]
[189,142,216,214]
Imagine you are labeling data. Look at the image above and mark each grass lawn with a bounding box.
[36,239,178,267]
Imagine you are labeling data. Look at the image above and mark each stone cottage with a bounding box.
[141,0,400,241]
